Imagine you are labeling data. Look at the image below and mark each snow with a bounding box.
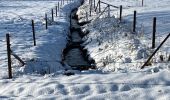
[77,0,170,71]
[0,0,82,77]
[0,0,169,99]
[1,69,170,99]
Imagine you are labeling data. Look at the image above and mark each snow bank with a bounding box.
[77,0,170,72]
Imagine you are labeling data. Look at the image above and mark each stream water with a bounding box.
[63,10,92,70]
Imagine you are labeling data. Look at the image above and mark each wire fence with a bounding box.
[0,0,75,78]
[83,0,170,69]
[0,81,170,86]
[0,0,170,79]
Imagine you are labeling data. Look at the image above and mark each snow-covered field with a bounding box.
[0,0,170,99]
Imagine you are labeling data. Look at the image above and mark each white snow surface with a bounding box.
[0,0,170,99]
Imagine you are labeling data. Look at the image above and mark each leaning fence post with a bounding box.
[32,20,36,46]
[11,50,25,66]
[141,33,170,69]
[120,5,122,22]
[133,10,137,32]
[45,13,48,30]
[6,33,12,79]
[152,17,156,49]
[51,9,54,22]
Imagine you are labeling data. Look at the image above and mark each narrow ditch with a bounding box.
[62,8,95,72]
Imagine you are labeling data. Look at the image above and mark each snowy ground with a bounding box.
[0,0,170,99]
[1,70,170,99]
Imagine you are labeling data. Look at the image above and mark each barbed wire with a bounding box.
[0,81,169,86]
[24,60,61,63]
[0,35,6,38]
[0,52,7,55]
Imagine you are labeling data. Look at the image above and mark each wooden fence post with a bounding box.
[94,0,99,12]
[108,5,110,17]
[86,12,88,21]
[133,10,136,32]
[56,6,58,17]
[61,0,62,6]
[70,14,71,31]
[6,33,12,79]
[90,0,92,16]
[120,5,122,22]
[152,17,156,49]
[52,9,54,22]
[99,0,101,13]
[94,0,95,8]
[58,2,60,11]
[45,13,48,30]
[32,20,36,46]
[142,0,144,6]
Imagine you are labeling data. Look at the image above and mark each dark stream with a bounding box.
[63,10,95,71]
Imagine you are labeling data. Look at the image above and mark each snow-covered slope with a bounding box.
[77,0,170,72]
